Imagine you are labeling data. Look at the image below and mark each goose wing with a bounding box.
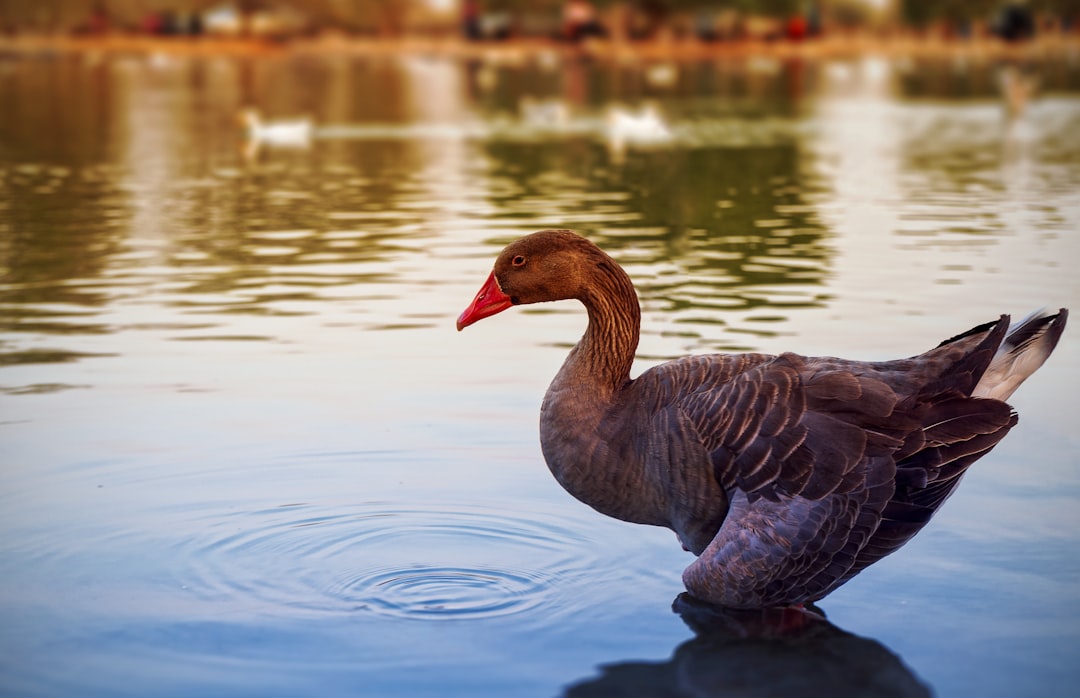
[672,317,1016,607]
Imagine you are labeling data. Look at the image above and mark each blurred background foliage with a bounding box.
[0,0,1077,39]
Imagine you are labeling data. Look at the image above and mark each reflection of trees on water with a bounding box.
[892,101,1078,246]
[0,52,861,362]
[483,139,830,350]
[0,57,129,358]
[0,54,451,367]
[0,164,121,309]
[0,56,122,317]
[1,51,830,310]
[896,56,1080,100]
[0,162,122,368]
[0,56,116,164]
[565,594,931,698]
[461,55,814,119]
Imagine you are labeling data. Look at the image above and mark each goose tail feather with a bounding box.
[972,308,1068,401]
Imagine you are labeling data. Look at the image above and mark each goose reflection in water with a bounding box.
[564,594,931,698]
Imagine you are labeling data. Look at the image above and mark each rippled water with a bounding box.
[1,51,1079,697]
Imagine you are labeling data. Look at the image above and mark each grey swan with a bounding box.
[456,229,1068,609]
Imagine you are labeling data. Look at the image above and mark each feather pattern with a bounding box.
[458,230,1068,608]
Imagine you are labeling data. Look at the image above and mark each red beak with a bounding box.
[457,271,513,331]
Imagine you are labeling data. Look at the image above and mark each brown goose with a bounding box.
[457,229,1067,609]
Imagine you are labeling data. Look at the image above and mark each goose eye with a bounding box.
[511,255,527,267]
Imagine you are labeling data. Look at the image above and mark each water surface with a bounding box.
[1,51,1079,697]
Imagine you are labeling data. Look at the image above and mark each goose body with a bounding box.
[457,229,1067,609]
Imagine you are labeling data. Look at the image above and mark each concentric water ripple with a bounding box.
[181,501,603,622]
[343,565,552,619]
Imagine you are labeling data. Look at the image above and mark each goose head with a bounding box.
[456,230,604,330]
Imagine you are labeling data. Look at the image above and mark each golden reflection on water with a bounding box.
[0,52,1075,373]
[0,52,1077,368]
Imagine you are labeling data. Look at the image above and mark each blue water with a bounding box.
[1,51,1079,697]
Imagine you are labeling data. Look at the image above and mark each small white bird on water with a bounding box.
[606,104,672,144]
[238,108,312,148]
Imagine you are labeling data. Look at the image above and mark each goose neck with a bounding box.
[574,262,640,391]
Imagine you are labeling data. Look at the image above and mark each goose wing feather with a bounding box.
[652,317,1018,606]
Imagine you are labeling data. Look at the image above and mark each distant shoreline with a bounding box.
[1,32,1077,62]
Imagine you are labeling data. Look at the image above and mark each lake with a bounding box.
[1,47,1078,697]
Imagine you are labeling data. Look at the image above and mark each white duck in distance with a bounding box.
[606,104,672,143]
[457,229,1067,609]
[238,108,312,147]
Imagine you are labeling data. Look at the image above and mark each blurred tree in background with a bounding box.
[900,0,1079,31]
[0,0,1076,36]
